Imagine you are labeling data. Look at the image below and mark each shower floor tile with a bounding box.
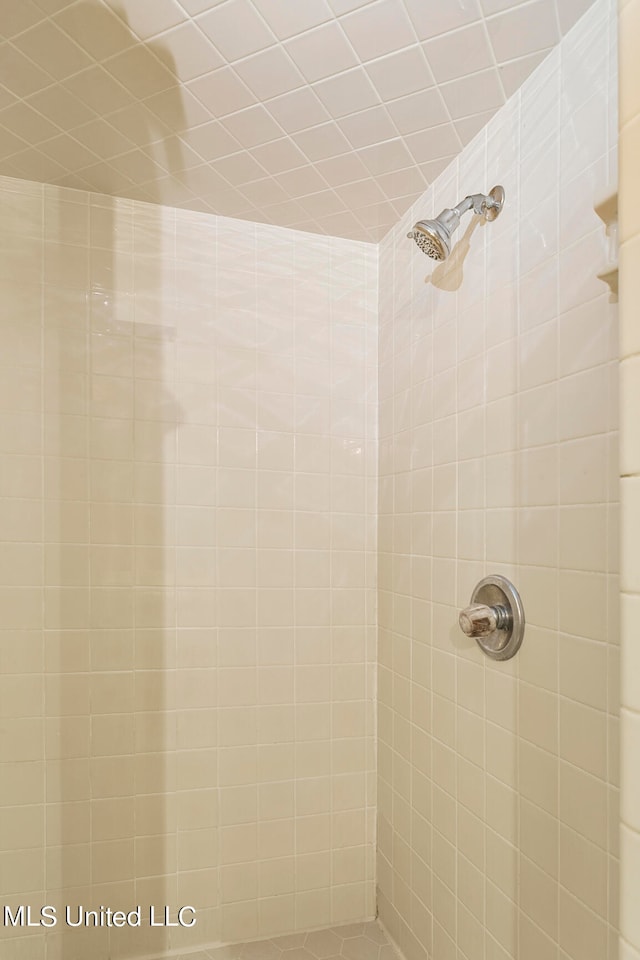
[171,921,397,960]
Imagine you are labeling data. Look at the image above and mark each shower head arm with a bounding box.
[453,192,501,220]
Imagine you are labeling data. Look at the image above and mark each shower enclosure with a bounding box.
[0,0,623,959]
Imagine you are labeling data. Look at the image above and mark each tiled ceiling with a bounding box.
[0,0,595,241]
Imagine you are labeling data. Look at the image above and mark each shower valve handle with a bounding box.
[457,576,525,660]
[458,602,511,639]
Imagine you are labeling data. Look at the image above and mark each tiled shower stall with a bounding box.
[0,0,632,959]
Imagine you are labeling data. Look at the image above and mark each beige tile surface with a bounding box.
[377,1,619,959]
[0,172,377,957]
[156,920,396,960]
[0,0,597,240]
[619,0,640,957]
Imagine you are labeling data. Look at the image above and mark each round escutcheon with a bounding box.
[458,575,525,661]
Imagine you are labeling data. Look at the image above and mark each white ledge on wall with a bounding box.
[595,190,619,299]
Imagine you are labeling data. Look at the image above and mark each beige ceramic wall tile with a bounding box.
[0,170,377,955]
[376,2,619,959]
[619,0,640,956]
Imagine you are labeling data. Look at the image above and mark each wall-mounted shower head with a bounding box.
[409,208,460,261]
[407,185,505,261]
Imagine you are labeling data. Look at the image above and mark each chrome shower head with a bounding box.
[408,185,505,261]
[408,209,460,262]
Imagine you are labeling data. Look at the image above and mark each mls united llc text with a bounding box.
[3,905,197,928]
